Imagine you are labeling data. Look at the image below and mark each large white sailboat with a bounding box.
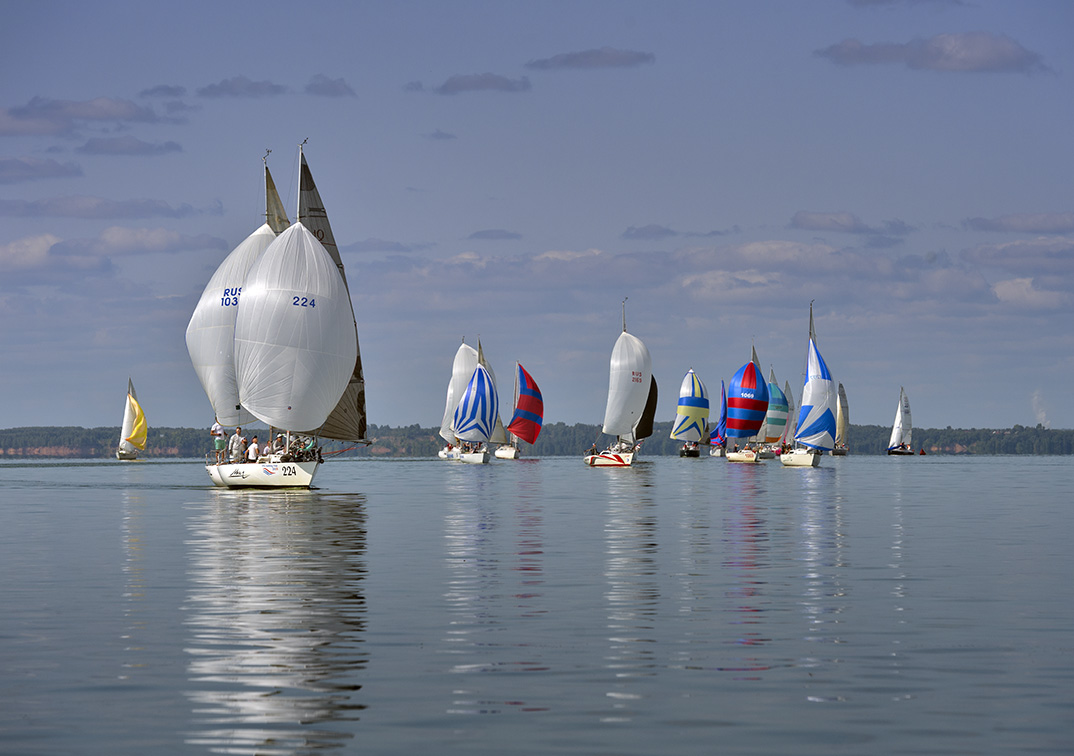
[438,341,478,460]
[451,363,500,464]
[116,377,147,460]
[781,303,837,467]
[584,302,658,467]
[887,387,915,455]
[188,146,366,488]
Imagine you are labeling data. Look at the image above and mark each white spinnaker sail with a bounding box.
[888,387,912,450]
[234,223,357,432]
[440,342,479,443]
[602,330,652,439]
[185,224,277,426]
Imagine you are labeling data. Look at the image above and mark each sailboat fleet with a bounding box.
[174,147,918,484]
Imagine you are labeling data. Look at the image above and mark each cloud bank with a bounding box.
[816,31,1047,74]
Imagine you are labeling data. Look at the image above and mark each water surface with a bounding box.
[0,455,1070,754]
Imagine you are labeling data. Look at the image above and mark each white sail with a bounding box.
[185,225,276,426]
[835,383,849,446]
[888,387,912,450]
[186,160,289,426]
[780,380,796,445]
[440,342,479,443]
[602,330,652,440]
[234,223,357,432]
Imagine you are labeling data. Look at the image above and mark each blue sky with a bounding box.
[2,0,1072,434]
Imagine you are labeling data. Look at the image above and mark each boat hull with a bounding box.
[830,446,848,456]
[207,460,320,488]
[887,448,915,456]
[679,447,700,458]
[726,449,762,463]
[494,445,520,459]
[709,446,725,458]
[116,450,138,461]
[584,451,636,467]
[780,449,821,467]
[459,450,490,464]
[438,446,461,460]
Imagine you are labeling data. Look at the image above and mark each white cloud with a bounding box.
[816,32,1047,74]
[992,277,1069,309]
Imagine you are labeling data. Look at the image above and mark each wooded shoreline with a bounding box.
[1,423,1070,459]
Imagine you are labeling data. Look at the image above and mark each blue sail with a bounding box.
[452,364,499,442]
[670,369,709,442]
[794,322,837,451]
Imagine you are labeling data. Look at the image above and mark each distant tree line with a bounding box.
[1,422,1071,458]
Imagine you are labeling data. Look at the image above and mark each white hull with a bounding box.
[207,460,320,488]
[709,446,725,457]
[459,449,490,464]
[438,446,461,460]
[780,448,821,467]
[726,449,762,464]
[494,445,520,459]
[584,450,636,467]
[757,448,776,459]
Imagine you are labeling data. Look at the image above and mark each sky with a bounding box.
[2,0,1072,434]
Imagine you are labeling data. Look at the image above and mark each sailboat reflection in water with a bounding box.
[184,492,368,751]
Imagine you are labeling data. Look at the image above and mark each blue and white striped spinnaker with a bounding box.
[670,369,709,442]
[452,364,500,443]
[793,306,837,451]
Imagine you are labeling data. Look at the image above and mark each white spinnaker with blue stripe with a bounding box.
[793,310,837,451]
[452,364,500,443]
[670,369,709,442]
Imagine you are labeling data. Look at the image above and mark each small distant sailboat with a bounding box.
[831,382,849,455]
[670,369,709,457]
[725,350,769,463]
[887,386,915,456]
[708,380,727,457]
[116,378,147,460]
[496,363,544,459]
[584,301,658,467]
[781,302,837,467]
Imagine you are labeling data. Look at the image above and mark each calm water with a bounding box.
[0,455,1071,755]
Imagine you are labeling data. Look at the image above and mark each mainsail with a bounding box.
[792,304,837,450]
[670,369,709,443]
[709,379,727,447]
[185,158,289,426]
[835,382,849,447]
[297,146,367,441]
[887,386,912,451]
